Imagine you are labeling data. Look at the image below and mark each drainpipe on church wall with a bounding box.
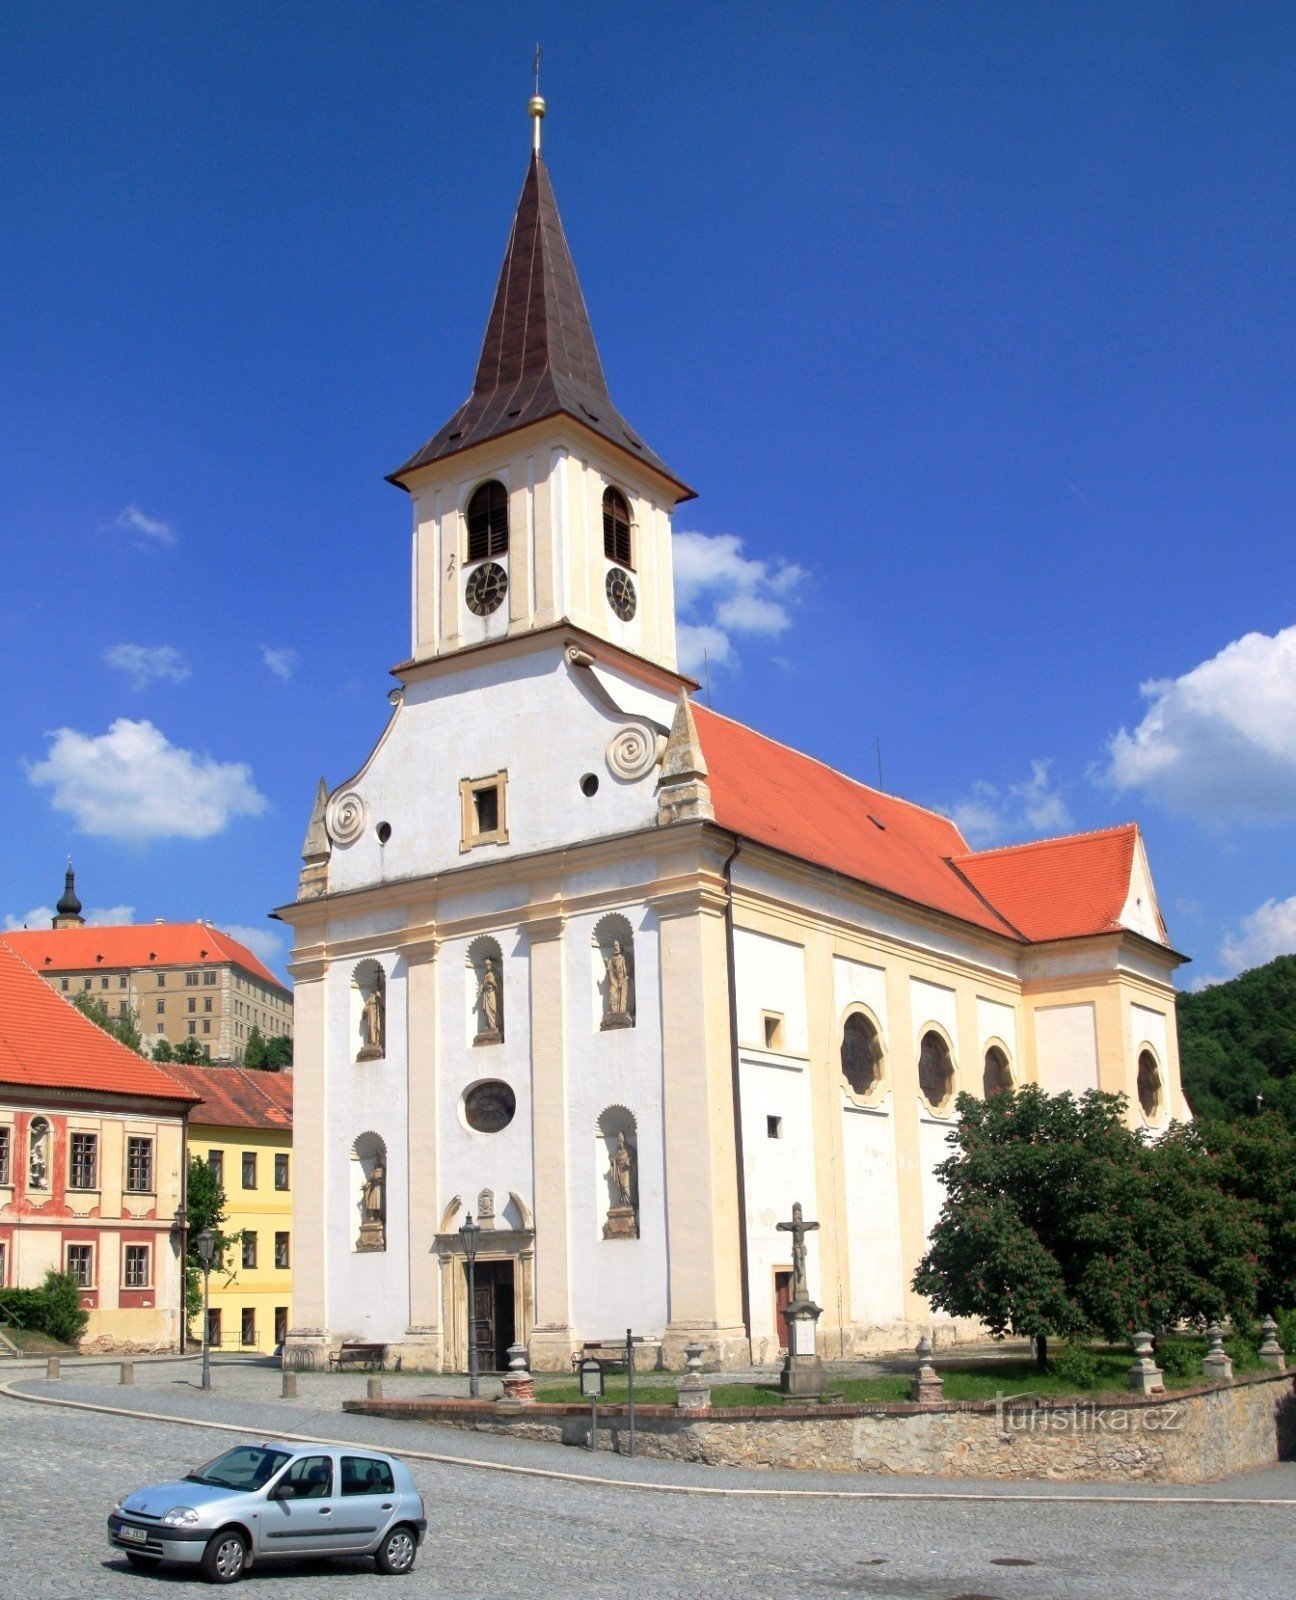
[721,838,752,1350]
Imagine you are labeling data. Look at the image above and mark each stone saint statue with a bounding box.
[605,942,630,1014]
[475,957,501,1041]
[610,1132,634,1207]
[359,980,385,1059]
[358,1161,385,1251]
[29,1124,48,1189]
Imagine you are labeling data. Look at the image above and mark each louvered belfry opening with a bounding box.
[467,480,509,562]
[602,487,632,566]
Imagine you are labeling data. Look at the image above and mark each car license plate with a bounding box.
[119,1525,148,1545]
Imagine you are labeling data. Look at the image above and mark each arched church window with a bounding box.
[1137,1049,1162,1122]
[466,480,509,563]
[983,1045,1013,1098]
[602,487,632,567]
[840,1012,881,1099]
[918,1030,955,1111]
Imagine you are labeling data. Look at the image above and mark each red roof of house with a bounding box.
[159,1063,292,1131]
[0,940,199,1103]
[952,825,1141,943]
[692,706,1150,947]
[2,922,287,993]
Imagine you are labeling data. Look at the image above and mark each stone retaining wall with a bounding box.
[345,1369,1296,1483]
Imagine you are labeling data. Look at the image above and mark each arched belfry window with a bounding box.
[1137,1049,1163,1122]
[602,487,632,567]
[467,480,509,563]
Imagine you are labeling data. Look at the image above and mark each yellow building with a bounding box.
[165,1064,293,1354]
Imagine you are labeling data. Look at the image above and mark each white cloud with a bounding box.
[221,922,287,972]
[5,903,135,932]
[672,531,806,673]
[103,643,190,690]
[1193,895,1296,989]
[1098,625,1296,820]
[943,760,1074,848]
[26,719,267,842]
[104,503,176,547]
[261,646,299,682]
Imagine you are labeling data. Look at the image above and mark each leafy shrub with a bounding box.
[1050,1343,1099,1390]
[1274,1308,1296,1360]
[0,1287,47,1330]
[1155,1337,1203,1383]
[0,1273,88,1345]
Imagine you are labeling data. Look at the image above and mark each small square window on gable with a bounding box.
[459,771,509,852]
[767,1115,783,1140]
[762,1011,785,1051]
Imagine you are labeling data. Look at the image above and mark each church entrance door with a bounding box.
[469,1260,515,1372]
[774,1270,793,1353]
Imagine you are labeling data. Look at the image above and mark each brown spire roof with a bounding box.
[390,153,692,498]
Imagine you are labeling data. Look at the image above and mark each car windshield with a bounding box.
[187,1446,293,1490]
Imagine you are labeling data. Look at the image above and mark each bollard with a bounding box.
[46,1356,60,1380]
[367,1376,383,1401]
[119,1360,135,1386]
[281,1370,298,1399]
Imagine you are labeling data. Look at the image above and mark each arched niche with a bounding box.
[597,1104,638,1240]
[592,912,635,1030]
[840,1005,886,1106]
[28,1116,50,1190]
[351,959,386,1062]
[466,935,504,1045]
[350,1131,387,1253]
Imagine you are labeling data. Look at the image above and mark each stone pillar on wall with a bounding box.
[803,927,848,1360]
[283,946,331,1370]
[524,908,574,1371]
[652,860,747,1369]
[403,933,442,1369]
[885,968,928,1324]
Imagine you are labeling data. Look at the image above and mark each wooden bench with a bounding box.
[571,1340,634,1375]
[328,1341,398,1372]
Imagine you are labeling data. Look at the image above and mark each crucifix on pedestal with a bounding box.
[776,1201,825,1397]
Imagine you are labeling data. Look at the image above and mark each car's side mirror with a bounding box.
[267,1483,292,1500]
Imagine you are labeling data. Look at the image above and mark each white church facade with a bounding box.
[280,103,1188,1373]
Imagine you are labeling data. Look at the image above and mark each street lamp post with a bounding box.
[459,1212,481,1399]
[196,1227,216,1391]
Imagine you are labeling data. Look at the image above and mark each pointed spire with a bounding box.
[390,109,691,498]
[657,691,714,825]
[298,778,331,901]
[53,860,84,928]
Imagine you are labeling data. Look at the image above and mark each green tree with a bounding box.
[1178,955,1296,1128]
[68,991,143,1054]
[40,1268,90,1345]
[172,1036,204,1064]
[912,1086,1262,1368]
[243,1026,267,1068]
[1186,1114,1296,1314]
[151,1037,174,1062]
[184,1155,241,1324]
[264,1034,293,1070]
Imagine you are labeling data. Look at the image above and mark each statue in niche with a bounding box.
[357,1160,386,1252]
[600,938,633,1030]
[474,956,502,1044]
[603,1131,638,1240]
[358,973,385,1061]
[29,1121,49,1189]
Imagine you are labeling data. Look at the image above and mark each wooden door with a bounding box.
[774,1270,792,1353]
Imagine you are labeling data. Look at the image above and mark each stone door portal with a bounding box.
[774,1270,792,1353]
[469,1260,516,1372]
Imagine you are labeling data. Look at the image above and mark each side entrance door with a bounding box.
[469,1260,516,1372]
[774,1270,793,1353]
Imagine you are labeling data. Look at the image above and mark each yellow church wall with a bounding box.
[187,1121,293,1355]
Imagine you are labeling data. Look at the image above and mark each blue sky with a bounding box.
[1,2,1292,987]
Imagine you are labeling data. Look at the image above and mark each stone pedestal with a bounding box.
[473,1029,502,1047]
[602,1205,638,1240]
[1202,1321,1233,1383]
[400,1326,443,1372]
[676,1342,711,1414]
[1259,1316,1287,1372]
[498,1343,536,1409]
[910,1334,944,1404]
[528,1324,576,1372]
[283,1327,332,1372]
[600,1011,633,1031]
[1128,1330,1164,1394]
[780,1300,824,1398]
[357,1220,386,1252]
[356,1045,383,1062]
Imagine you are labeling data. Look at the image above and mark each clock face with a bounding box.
[465,560,508,617]
[605,566,637,621]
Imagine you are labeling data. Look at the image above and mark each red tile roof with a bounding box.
[0,941,199,1103]
[952,825,1141,943]
[693,707,1149,947]
[2,921,287,993]
[159,1062,292,1131]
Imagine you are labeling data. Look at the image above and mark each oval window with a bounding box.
[463,1081,516,1134]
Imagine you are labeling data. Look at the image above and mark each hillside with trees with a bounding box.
[1179,954,1296,1127]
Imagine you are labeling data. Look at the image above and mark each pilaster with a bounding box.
[285,960,328,1357]
[524,908,572,1367]
[885,966,927,1322]
[404,935,442,1367]
[805,926,848,1361]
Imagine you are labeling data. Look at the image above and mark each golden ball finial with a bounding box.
[529,95,546,120]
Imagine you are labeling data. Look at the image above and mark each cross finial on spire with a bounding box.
[529,43,546,155]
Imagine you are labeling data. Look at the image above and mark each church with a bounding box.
[280,97,1188,1373]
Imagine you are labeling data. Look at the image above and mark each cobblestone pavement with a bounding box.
[2,1359,1294,1598]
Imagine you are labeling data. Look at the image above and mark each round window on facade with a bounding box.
[463,1080,516,1134]
[983,1045,1013,1098]
[1137,1050,1162,1121]
[918,1030,955,1111]
[841,1012,881,1099]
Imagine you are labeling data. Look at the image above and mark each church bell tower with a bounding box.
[388,95,694,675]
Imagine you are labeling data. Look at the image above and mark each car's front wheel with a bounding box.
[201,1528,248,1584]
[374,1524,418,1575]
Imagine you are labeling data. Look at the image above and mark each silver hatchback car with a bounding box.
[107,1439,427,1583]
